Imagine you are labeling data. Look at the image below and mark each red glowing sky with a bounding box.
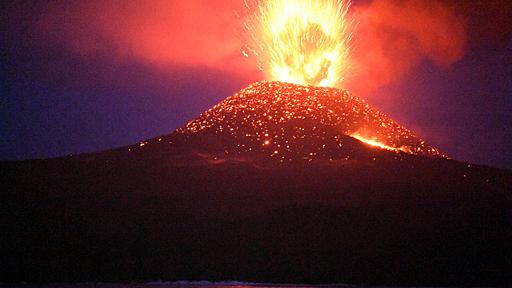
[1,0,512,168]
[37,1,256,78]
[36,0,469,95]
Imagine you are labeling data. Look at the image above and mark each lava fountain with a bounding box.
[244,0,354,88]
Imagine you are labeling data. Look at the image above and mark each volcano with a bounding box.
[2,82,511,286]
[124,81,445,164]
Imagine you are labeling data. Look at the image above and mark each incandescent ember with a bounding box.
[171,81,446,162]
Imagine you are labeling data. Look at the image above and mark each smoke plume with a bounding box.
[35,0,258,78]
[33,0,467,93]
[347,0,467,95]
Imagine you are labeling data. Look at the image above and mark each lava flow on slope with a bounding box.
[141,81,446,163]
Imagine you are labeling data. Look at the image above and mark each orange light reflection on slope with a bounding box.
[351,132,410,154]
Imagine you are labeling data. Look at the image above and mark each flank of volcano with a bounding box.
[166,81,445,162]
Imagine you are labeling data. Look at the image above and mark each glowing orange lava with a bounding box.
[244,0,354,88]
[350,132,411,154]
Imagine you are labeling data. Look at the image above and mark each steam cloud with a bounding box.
[347,0,467,95]
[34,0,466,94]
[36,0,257,77]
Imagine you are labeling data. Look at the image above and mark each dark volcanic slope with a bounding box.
[127,81,444,163]
[1,81,511,286]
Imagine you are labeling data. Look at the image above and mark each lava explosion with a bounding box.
[245,0,354,87]
[127,1,445,161]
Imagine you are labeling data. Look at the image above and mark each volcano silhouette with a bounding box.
[124,81,445,165]
[2,81,511,286]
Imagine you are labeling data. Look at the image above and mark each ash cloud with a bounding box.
[33,0,468,94]
[34,0,259,79]
[347,0,467,95]
[31,0,468,92]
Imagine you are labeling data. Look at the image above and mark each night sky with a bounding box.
[1,0,511,169]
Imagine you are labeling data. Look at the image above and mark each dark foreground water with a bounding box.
[0,282,452,288]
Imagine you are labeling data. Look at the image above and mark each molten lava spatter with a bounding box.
[172,81,445,162]
[244,0,354,87]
